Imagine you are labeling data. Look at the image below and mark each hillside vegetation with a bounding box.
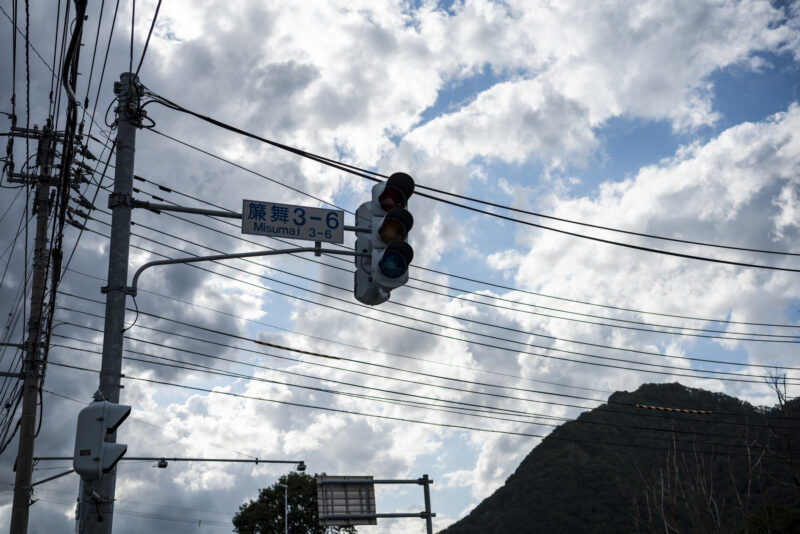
[441,383,800,534]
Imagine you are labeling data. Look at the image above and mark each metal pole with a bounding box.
[422,474,433,534]
[79,72,141,534]
[130,246,366,295]
[277,483,288,534]
[10,124,54,534]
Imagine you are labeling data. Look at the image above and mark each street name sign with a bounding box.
[242,200,344,244]
[317,475,377,526]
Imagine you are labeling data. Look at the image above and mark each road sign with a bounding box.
[242,200,344,244]
[317,475,377,526]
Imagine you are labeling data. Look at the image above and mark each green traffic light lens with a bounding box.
[378,251,408,278]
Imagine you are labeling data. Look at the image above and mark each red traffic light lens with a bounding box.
[377,173,415,211]
[378,187,405,211]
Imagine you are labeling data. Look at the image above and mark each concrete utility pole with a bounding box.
[9,123,56,534]
[77,72,141,534]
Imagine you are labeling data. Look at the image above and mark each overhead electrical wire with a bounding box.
[52,357,545,438]
[79,0,107,112]
[45,359,800,459]
[70,178,797,354]
[0,188,24,227]
[64,267,611,394]
[0,4,53,74]
[53,316,606,410]
[49,321,800,429]
[53,340,578,428]
[78,215,800,378]
[128,217,799,343]
[128,181,800,341]
[47,0,62,117]
[48,322,800,438]
[0,210,33,290]
[129,0,135,73]
[134,0,161,76]
[141,95,800,271]
[51,0,71,130]
[70,228,798,388]
[0,269,30,447]
[58,285,800,388]
[51,339,795,446]
[148,129,349,211]
[129,142,800,331]
[19,492,231,529]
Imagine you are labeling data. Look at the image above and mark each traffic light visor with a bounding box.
[378,241,413,278]
[378,173,415,211]
[105,403,131,434]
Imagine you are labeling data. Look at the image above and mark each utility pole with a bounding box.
[77,72,141,534]
[277,483,288,534]
[9,122,56,534]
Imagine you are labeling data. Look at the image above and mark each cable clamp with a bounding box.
[108,193,133,209]
[100,285,137,297]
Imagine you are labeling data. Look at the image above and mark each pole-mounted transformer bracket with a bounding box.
[107,192,133,208]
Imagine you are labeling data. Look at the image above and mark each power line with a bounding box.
[79,0,106,111]
[53,341,575,428]
[142,95,800,270]
[78,217,800,378]
[53,316,608,410]
[413,265,800,329]
[46,359,800,459]
[52,338,795,445]
[148,129,348,211]
[52,358,544,438]
[134,0,161,76]
[0,4,54,74]
[68,226,798,387]
[126,185,800,342]
[131,149,800,330]
[54,295,800,409]
[51,330,800,430]
[64,266,612,395]
[129,0,135,73]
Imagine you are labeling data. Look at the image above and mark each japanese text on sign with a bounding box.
[241,200,344,244]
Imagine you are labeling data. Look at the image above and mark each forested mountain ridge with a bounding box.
[440,382,800,534]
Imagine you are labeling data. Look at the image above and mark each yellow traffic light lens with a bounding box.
[378,219,407,243]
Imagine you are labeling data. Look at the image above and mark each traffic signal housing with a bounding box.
[73,400,131,481]
[354,173,415,305]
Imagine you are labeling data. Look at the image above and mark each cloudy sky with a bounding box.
[1,0,799,532]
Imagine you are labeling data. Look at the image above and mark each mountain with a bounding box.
[440,383,800,534]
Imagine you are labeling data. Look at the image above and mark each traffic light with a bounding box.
[354,173,415,305]
[73,399,131,481]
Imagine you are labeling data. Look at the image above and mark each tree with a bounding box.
[233,472,357,534]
